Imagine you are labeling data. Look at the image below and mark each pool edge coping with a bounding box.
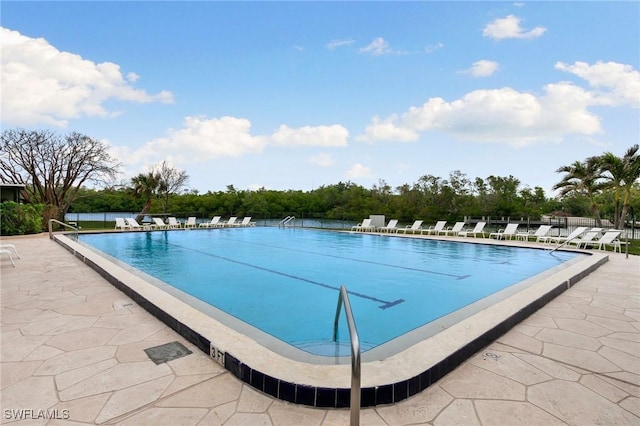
[52,233,608,408]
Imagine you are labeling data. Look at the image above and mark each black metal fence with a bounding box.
[467,215,639,240]
[64,212,356,230]
[64,211,639,240]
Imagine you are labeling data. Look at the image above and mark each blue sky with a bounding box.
[2,1,639,196]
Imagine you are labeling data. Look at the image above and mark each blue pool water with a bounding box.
[79,228,582,359]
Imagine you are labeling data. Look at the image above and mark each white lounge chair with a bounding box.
[422,221,447,235]
[378,219,399,233]
[237,217,255,227]
[199,216,222,228]
[184,217,197,229]
[151,217,168,230]
[1,248,16,267]
[115,218,130,231]
[542,226,588,245]
[397,220,423,234]
[125,218,148,231]
[168,217,182,229]
[489,223,519,240]
[440,222,466,236]
[517,225,553,242]
[581,230,623,252]
[223,217,238,227]
[351,218,373,232]
[567,228,603,248]
[0,244,21,259]
[458,222,486,238]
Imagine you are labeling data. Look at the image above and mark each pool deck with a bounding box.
[1,232,639,425]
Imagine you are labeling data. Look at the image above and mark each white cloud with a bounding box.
[0,27,174,127]
[359,61,637,146]
[538,82,600,136]
[358,81,605,146]
[310,153,335,167]
[270,124,349,147]
[555,61,640,108]
[464,60,500,77]
[133,116,267,164]
[360,37,392,56]
[345,163,372,178]
[327,39,355,50]
[425,43,444,53]
[482,15,546,40]
[358,115,419,143]
[122,117,348,167]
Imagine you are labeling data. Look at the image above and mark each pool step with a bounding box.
[294,339,376,357]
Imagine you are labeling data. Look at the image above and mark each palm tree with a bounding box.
[599,144,640,229]
[553,157,604,226]
[131,171,161,221]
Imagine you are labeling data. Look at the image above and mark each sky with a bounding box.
[1,1,639,196]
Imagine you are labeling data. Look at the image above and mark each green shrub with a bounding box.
[0,202,44,235]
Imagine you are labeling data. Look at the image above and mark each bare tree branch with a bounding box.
[0,128,122,218]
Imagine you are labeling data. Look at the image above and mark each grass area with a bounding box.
[624,239,640,256]
[69,220,113,230]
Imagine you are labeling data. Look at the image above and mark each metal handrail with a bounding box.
[333,285,361,426]
[48,219,79,241]
[549,228,588,253]
[278,215,295,227]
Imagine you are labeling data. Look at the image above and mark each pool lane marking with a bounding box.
[169,242,404,310]
[212,235,470,281]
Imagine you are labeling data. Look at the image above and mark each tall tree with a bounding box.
[486,175,521,217]
[553,157,604,226]
[131,171,161,220]
[370,179,393,212]
[0,129,120,222]
[130,161,189,219]
[599,144,640,229]
[156,161,189,212]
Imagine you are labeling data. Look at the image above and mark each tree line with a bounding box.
[72,167,640,226]
[71,173,558,222]
[2,129,639,229]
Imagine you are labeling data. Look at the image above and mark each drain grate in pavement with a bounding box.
[144,341,193,365]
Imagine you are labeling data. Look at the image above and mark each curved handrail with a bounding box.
[333,285,361,426]
[549,228,588,253]
[278,216,296,227]
[48,219,79,241]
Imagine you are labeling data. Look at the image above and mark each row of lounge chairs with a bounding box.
[115,217,150,231]
[491,224,625,251]
[351,219,625,252]
[197,216,255,228]
[352,219,488,237]
[115,216,255,231]
[545,227,625,252]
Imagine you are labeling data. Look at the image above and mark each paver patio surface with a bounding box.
[1,233,638,425]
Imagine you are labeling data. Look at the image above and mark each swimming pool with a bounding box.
[59,228,606,407]
[79,228,582,359]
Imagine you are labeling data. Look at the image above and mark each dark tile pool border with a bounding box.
[53,234,608,408]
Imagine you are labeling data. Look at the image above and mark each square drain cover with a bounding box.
[144,341,193,365]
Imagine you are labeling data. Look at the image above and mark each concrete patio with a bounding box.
[1,233,638,425]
